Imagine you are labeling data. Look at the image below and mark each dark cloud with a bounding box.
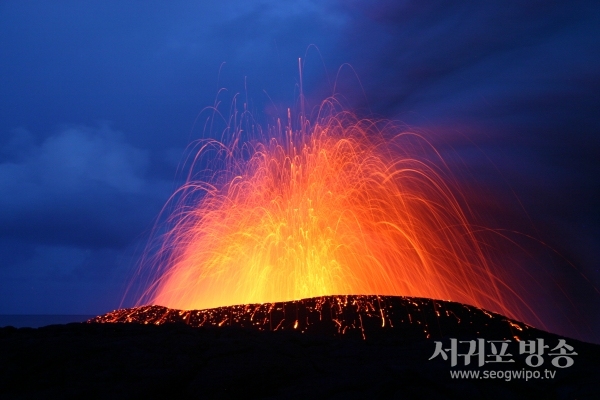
[330,1,599,123]
[0,124,171,313]
[0,0,345,149]
[328,0,600,237]
[0,125,168,248]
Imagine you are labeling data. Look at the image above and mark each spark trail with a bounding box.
[136,101,532,325]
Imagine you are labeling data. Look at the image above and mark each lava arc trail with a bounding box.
[136,102,533,325]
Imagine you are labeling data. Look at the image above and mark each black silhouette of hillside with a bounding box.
[1,295,598,399]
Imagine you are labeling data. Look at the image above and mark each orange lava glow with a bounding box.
[138,104,527,322]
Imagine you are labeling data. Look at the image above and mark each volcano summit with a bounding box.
[91,295,537,342]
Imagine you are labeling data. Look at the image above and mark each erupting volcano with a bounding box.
[131,98,533,328]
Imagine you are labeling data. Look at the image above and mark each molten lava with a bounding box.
[93,295,535,342]
[138,106,525,323]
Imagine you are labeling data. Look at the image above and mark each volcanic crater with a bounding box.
[89,295,535,341]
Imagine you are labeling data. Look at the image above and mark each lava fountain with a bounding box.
[136,100,532,325]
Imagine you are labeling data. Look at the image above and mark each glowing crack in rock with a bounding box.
[91,295,535,341]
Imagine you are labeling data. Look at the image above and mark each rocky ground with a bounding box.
[1,297,599,399]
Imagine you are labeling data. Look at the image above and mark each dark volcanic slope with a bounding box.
[90,295,537,341]
[2,296,599,399]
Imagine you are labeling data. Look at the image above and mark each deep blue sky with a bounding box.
[1,1,598,341]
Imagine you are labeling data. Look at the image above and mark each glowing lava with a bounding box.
[93,295,535,342]
[137,104,526,323]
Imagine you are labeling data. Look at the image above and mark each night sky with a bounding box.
[1,1,598,342]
